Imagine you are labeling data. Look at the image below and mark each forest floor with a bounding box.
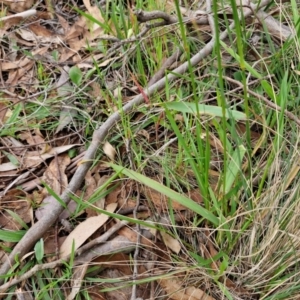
[0,0,299,299]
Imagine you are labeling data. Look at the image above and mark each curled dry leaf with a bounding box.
[0,189,31,231]
[159,277,215,300]
[67,264,89,300]
[143,185,187,211]
[55,66,78,134]
[2,0,34,13]
[1,47,48,71]
[42,154,70,194]
[160,231,181,254]
[103,141,116,161]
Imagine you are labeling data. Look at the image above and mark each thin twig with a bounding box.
[107,26,151,56]
[135,9,208,26]
[0,133,79,151]
[148,47,183,86]
[0,0,273,280]
[0,9,37,21]
[220,75,300,127]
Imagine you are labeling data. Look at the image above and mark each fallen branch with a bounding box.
[0,0,273,280]
[0,220,129,293]
[135,9,208,25]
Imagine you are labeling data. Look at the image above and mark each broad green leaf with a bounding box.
[69,66,83,86]
[34,238,44,262]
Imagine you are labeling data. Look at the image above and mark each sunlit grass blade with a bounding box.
[164,102,246,120]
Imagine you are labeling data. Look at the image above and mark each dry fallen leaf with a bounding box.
[19,131,48,151]
[143,185,187,211]
[67,264,89,300]
[82,0,104,31]
[0,102,10,124]
[60,203,117,258]
[55,66,78,134]
[0,189,31,230]
[42,227,66,256]
[160,231,181,254]
[159,277,215,300]
[103,141,116,161]
[1,47,48,71]
[1,145,76,172]
[42,154,70,194]
[2,0,34,12]
[84,174,112,217]
[16,28,61,44]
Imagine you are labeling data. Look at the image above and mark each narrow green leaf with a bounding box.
[223,145,247,195]
[43,182,67,209]
[164,102,246,120]
[220,41,261,79]
[2,151,19,166]
[110,164,219,226]
[0,230,26,242]
[5,209,28,229]
[0,103,22,137]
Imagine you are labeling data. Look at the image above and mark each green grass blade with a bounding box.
[0,230,26,242]
[222,145,247,195]
[110,164,219,226]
